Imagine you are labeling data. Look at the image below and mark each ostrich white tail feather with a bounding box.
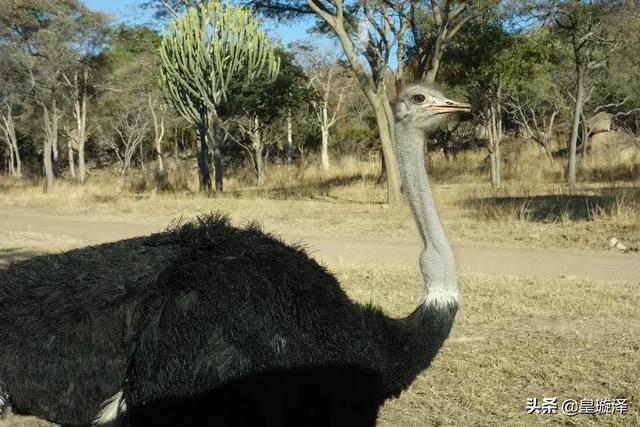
[93,390,126,426]
[0,385,8,417]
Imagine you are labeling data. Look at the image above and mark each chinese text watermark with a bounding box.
[526,397,628,416]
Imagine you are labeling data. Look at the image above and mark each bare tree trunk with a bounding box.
[371,91,402,204]
[72,68,89,183]
[251,116,265,186]
[423,38,444,84]
[318,100,331,170]
[6,143,16,176]
[139,141,145,171]
[320,124,330,171]
[540,137,553,162]
[63,125,77,179]
[52,138,59,176]
[68,143,76,179]
[12,140,20,177]
[496,99,502,186]
[286,111,293,165]
[174,127,179,160]
[489,149,498,188]
[211,121,224,193]
[1,105,22,177]
[197,125,212,192]
[149,94,165,172]
[568,68,585,187]
[206,111,224,193]
[487,102,502,188]
[42,101,58,193]
[306,0,401,204]
[43,136,54,192]
[580,110,589,161]
[495,139,501,187]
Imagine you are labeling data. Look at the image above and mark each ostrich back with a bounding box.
[0,224,181,425]
[0,214,389,426]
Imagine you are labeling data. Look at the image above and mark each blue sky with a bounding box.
[83,0,329,49]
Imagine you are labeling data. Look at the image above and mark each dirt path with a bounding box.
[1,213,638,283]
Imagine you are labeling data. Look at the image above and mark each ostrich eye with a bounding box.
[410,94,427,104]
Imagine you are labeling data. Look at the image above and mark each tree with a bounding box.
[142,0,492,202]
[110,105,149,173]
[501,32,569,160]
[149,94,168,172]
[0,104,22,177]
[408,0,497,83]
[309,58,350,170]
[159,2,280,192]
[0,0,108,190]
[224,49,311,185]
[249,0,403,202]
[299,46,351,170]
[95,26,176,175]
[59,8,109,183]
[440,20,512,187]
[537,0,620,186]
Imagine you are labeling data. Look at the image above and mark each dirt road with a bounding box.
[1,213,638,283]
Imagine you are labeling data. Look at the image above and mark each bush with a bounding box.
[123,166,193,194]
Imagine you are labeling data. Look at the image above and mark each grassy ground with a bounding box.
[1,154,639,252]
[1,232,638,426]
[340,266,640,426]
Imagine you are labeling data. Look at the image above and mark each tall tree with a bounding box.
[0,104,22,177]
[0,0,108,190]
[159,2,280,192]
[95,26,173,173]
[439,20,512,187]
[297,46,351,170]
[502,32,569,160]
[408,0,497,83]
[535,0,620,186]
[224,48,311,185]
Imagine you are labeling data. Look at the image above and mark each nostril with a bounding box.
[445,101,453,105]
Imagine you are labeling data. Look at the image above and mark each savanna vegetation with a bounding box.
[1,0,639,252]
[1,1,639,426]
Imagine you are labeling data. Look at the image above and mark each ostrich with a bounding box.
[0,84,470,427]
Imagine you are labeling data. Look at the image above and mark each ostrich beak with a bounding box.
[426,99,472,114]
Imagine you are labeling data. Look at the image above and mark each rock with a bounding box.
[608,237,629,253]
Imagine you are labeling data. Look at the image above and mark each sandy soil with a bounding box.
[1,212,638,283]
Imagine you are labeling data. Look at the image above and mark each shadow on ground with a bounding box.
[463,187,640,222]
[228,175,381,203]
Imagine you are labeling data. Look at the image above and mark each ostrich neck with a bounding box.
[393,122,458,306]
[371,121,459,396]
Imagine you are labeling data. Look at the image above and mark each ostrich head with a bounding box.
[394,85,471,135]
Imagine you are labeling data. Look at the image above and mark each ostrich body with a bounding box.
[0,84,469,426]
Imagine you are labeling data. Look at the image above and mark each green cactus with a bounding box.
[159,2,280,192]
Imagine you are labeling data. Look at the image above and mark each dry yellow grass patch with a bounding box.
[1,153,639,252]
[335,265,640,426]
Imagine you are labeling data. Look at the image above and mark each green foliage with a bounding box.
[221,48,312,122]
[0,0,109,174]
[159,2,280,127]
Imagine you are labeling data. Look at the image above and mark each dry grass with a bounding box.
[1,232,638,426]
[0,150,639,252]
[336,265,640,427]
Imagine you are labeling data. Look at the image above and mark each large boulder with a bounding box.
[586,112,613,135]
[589,130,639,164]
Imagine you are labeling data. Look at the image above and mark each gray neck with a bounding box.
[369,120,460,397]
[394,122,459,310]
